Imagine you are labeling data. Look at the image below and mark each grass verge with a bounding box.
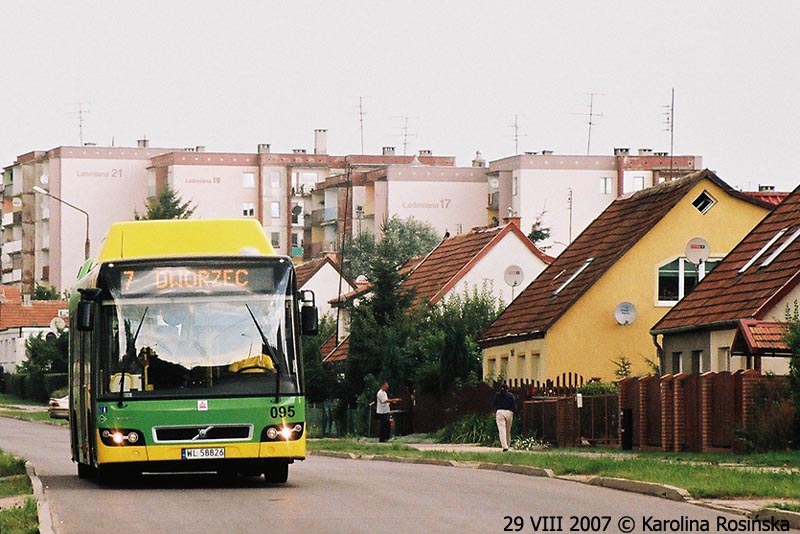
[0,451,37,534]
[309,438,800,500]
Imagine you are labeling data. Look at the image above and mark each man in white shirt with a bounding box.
[376,380,400,442]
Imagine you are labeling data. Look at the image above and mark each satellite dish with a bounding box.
[1,254,10,264]
[504,265,524,287]
[50,316,66,332]
[12,197,22,208]
[40,175,49,185]
[614,301,637,325]
[685,237,710,264]
[291,205,303,216]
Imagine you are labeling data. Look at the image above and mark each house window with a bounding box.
[487,358,496,378]
[657,258,720,303]
[270,171,281,189]
[242,172,255,188]
[691,350,703,374]
[270,201,280,219]
[671,352,682,374]
[270,232,280,248]
[499,357,509,379]
[692,191,716,214]
[242,202,255,217]
[600,176,614,195]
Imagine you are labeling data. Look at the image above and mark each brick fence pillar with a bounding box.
[673,373,687,452]
[660,375,674,452]
[700,372,714,452]
[740,369,761,433]
[638,377,649,449]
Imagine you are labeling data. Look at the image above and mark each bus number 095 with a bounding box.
[270,406,296,418]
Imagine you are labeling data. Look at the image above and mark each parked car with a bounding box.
[48,395,69,420]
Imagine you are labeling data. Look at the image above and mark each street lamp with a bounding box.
[32,186,90,260]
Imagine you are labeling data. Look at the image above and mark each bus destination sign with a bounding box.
[117,266,276,296]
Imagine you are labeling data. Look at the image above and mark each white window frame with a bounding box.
[242,202,255,217]
[656,256,721,306]
[242,172,255,188]
[270,201,280,219]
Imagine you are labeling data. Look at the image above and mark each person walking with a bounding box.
[494,383,517,452]
[376,380,400,442]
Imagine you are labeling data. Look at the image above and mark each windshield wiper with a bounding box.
[245,304,281,402]
[119,307,148,407]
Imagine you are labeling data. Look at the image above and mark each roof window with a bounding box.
[738,228,787,274]
[553,258,593,296]
[760,225,800,268]
[692,191,716,214]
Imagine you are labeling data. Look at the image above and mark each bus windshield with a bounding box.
[95,260,301,399]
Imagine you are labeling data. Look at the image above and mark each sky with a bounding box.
[2,1,799,192]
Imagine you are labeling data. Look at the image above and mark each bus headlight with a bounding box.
[100,429,145,446]
[261,423,304,441]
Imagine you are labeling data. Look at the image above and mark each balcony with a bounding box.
[311,206,338,226]
[291,246,304,258]
[488,191,499,210]
[3,239,22,254]
[1,213,12,227]
[2,269,21,284]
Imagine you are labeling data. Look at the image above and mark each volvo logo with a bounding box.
[192,426,215,441]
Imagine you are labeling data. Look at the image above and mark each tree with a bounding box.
[407,283,503,394]
[343,215,441,279]
[527,217,551,246]
[32,284,60,301]
[301,316,339,403]
[135,183,196,220]
[784,317,800,448]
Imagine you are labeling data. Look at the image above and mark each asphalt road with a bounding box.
[0,417,782,534]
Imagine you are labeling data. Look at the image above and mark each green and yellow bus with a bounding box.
[69,219,317,484]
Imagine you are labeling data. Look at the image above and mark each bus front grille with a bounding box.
[153,425,253,443]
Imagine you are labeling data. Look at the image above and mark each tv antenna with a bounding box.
[357,96,367,155]
[393,115,418,156]
[573,93,603,155]
[663,88,675,178]
[509,114,528,154]
[67,102,90,145]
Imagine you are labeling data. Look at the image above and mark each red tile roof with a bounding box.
[652,182,800,333]
[731,319,790,356]
[320,334,349,363]
[402,223,552,307]
[0,286,69,330]
[481,170,769,347]
[295,256,354,289]
[741,191,788,206]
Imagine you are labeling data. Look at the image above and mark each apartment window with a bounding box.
[270,171,281,189]
[632,176,645,191]
[657,257,720,303]
[512,176,519,196]
[291,232,300,247]
[600,176,614,195]
[270,201,280,219]
[242,172,255,188]
[270,232,280,248]
[692,191,716,214]
[242,202,255,217]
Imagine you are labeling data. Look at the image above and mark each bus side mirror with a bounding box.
[299,290,318,336]
[76,288,102,332]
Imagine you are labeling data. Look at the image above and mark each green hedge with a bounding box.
[43,373,68,396]
[10,374,25,399]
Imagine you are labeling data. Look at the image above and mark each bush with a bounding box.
[578,381,618,396]
[43,373,68,396]
[437,413,501,446]
[734,378,793,452]
[10,374,25,398]
[23,372,47,402]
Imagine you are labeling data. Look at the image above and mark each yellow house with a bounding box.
[479,170,776,383]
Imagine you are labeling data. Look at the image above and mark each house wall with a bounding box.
[483,337,546,383]
[483,178,771,383]
[440,232,548,307]
[299,262,353,319]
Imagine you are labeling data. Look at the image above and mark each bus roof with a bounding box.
[95,219,276,262]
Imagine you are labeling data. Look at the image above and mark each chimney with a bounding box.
[382,147,395,156]
[472,151,486,168]
[293,149,307,154]
[541,150,554,155]
[258,143,271,154]
[314,129,328,155]
[419,149,432,157]
[503,211,521,228]
[654,151,668,157]
[759,184,776,192]
[637,148,653,156]
[137,138,149,148]
[195,145,205,153]
[614,148,630,156]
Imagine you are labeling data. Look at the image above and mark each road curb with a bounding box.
[753,508,800,530]
[587,476,690,502]
[26,461,54,534]
[477,463,555,478]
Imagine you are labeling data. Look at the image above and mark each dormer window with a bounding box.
[692,191,716,214]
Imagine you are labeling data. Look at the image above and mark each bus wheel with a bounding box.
[263,461,289,484]
[77,462,95,480]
